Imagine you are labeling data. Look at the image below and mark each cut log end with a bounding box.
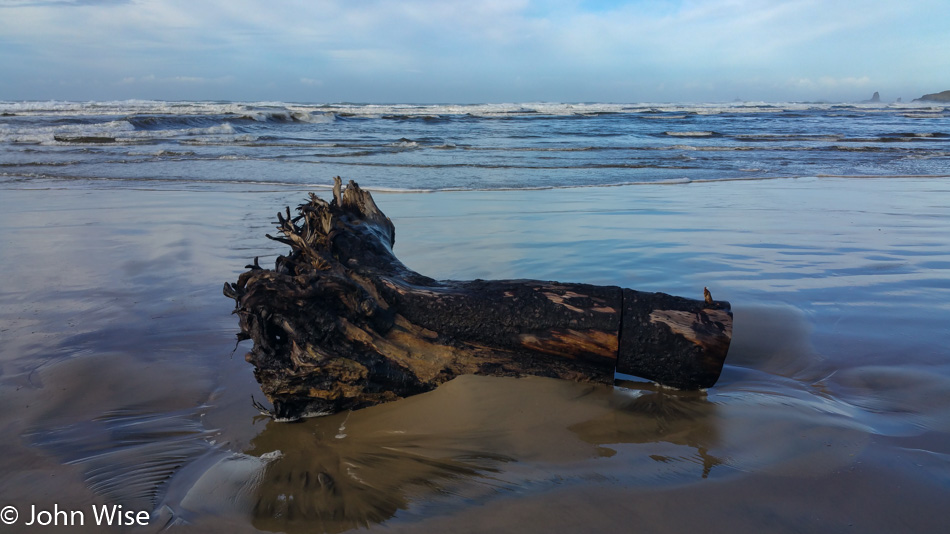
[618,289,732,390]
[226,179,733,420]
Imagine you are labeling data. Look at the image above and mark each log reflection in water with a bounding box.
[229,376,727,533]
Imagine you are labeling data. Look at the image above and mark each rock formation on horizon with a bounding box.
[870,91,881,103]
[914,90,950,102]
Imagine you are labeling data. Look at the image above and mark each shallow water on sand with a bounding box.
[1,177,949,533]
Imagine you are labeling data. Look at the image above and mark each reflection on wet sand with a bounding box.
[571,387,723,479]
[209,377,730,533]
[246,415,514,533]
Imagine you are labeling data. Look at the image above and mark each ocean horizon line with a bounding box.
[3,98,944,108]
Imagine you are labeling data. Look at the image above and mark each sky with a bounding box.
[0,0,947,103]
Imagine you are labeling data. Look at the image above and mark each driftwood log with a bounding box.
[225,178,733,420]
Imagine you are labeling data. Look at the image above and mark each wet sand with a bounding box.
[1,177,949,533]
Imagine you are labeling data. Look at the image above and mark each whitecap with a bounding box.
[204,122,235,135]
[389,139,420,148]
[294,111,335,124]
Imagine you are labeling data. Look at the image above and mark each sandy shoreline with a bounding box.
[1,177,949,533]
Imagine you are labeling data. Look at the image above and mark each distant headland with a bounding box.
[914,90,950,102]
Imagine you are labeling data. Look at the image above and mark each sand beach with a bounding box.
[4,0,950,527]
[1,176,949,532]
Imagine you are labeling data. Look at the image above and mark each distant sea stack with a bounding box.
[914,90,950,102]
[870,91,881,103]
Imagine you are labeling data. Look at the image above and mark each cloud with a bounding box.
[119,74,235,85]
[0,0,947,101]
[0,0,131,6]
[793,76,872,89]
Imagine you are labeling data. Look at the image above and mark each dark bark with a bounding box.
[224,178,733,420]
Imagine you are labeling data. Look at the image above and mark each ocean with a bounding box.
[2,100,950,533]
[2,100,949,191]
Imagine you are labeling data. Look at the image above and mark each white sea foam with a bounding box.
[2,99,945,120]
[665,131,716,137]
[205,122,235,135]
[0,100,247,117]
[240,109,335,123]
[259,450,283,461]
[389,139,420,148]
[183,134,256,145]
[0,119,135,144]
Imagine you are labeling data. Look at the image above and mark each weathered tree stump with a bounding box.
[225,178,733,420]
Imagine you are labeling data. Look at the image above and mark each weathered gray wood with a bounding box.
[225,178,733,420]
